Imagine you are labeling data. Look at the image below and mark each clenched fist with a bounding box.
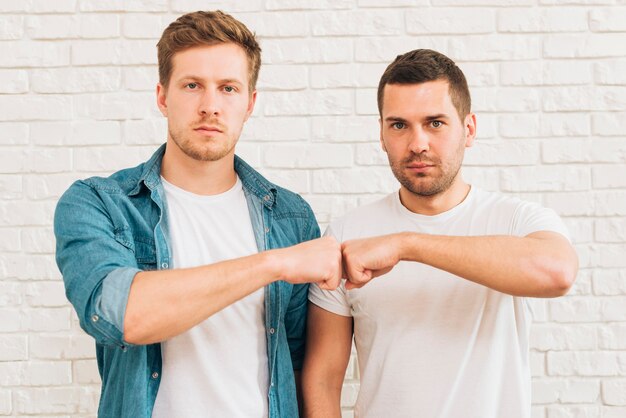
[273,236,343,290]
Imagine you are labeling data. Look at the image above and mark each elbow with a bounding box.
[123,313,152,346]
[544,256,579,298]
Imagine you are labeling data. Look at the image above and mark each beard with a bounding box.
[387,143,464,197]
[168,119,234,162]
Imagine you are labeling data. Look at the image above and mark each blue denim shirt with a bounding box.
[54,145,318,418]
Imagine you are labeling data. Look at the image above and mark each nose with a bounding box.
[198,89,220,117]
[408,127,429,154]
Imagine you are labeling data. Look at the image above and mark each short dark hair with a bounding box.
[377,49,471,120]
[157,10,261,92]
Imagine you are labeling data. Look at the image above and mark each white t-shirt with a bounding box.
[152,176,269,418]
[309,187,570,418]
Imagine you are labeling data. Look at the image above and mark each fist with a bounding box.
[277,236,342,290]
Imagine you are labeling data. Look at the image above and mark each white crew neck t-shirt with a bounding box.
[152,176,268,418]
[309,187,570,418]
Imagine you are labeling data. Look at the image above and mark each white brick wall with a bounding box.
[0,1,624,417]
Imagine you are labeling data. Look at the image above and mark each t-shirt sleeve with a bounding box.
[511,200,571,242]
[307,223,353,317]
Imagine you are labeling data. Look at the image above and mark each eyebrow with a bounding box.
[177,75,244,86]
[384,114,450,123]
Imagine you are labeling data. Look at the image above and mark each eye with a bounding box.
[185,82,198,90]
[431,120,443,128]
[391,122,406,130]
[223,85,236,93]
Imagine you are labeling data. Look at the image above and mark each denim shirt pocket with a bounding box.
[114,227,157,271]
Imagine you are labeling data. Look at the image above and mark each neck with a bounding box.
[160,141,237,196]
[399,176,471,216]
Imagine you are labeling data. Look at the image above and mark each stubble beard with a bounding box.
[168,124,234,162]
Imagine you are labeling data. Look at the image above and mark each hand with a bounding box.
[274,236,342,290]
[341,234,403,290]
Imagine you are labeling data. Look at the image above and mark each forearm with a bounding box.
[397,231,578,297]
[123,250,279,345]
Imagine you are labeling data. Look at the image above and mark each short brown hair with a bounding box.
[157,10,261,92]
[377,49,471,120]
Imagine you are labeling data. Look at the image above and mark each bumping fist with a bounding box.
[276,236,343,290]
[341,234,404,290]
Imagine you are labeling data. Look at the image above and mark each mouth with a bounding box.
[405,162,436,173]
[194,125,223,134]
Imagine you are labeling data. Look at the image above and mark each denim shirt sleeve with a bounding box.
[54,180,140,348]
[284,198,320,370]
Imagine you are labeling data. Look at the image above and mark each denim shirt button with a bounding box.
[263,195,270,202]
[151,372,159,379]
[264,227,270,233]
[269,328,275,334]
[161,262,168,269]
[91,315,99,322]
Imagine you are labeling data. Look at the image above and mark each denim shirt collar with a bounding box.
[128,144,276,209]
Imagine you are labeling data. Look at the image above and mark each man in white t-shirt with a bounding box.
[302,49,579,418]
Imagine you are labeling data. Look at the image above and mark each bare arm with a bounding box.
[342,231,578,297]
[302,303,353,418]
[124,236,342,345]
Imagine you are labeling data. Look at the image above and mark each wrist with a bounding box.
[259,249,284,284]
[396,232,419,262]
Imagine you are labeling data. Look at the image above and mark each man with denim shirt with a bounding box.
[54,11,341,418]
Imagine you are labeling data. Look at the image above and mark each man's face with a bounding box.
[379,79,476,197]
[156,43,256,162]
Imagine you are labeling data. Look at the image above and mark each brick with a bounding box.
[80,0,167,11]
[356,88,378,115]
[24,173,81,200]
[13,388,80,414]
[599,324,626,349]
[265,0,354,10]
[464,167,500,191]
[449,35,541,61]
[544,192,594,217]
[124,66,158,92]
[258,65,308,90]
[568,269,592,296]
[500,61,542,86]
[532,379,599,404]
[171,0,263,12]
[79,13,120,38]
[549,297,602,322]
[501,166,590,192]
[0,95,73,122]
[71,40,122,65]
[594,191,626,216]
[260,169,309,193]
[30,333,95,360]
[603,380,626,405]
[531,324,597,351]
[73,146,160,173]
[74,92,156,120]
[359,0,428,5]
[473,87,540,112]
[0,201,55,227]
[20,227,53,253]
[592,166,626,189]
[1,254,60,280]
[74,359,100,384]
[122,13,164,39]
[28,0,76,13]
[466,140,540,166]
[245,117,311,143]
[305,195,358,223]
[0,123,28,145]
[544,34,626,58]
[603,407,626,418]
[542,139,626,164]
[22,307,72,332]
[547,406,600,418]
[263,38,353,64]
[547,351,626,376]
[355,37,448,63]
[0,15,23,40]
[543,87,626,112]
[593,269,626,296]
[310,64,359,89]
[235,143,261,168]
[0,361,72,386]
[123,119,167,145]
[68,121,121,146]
[0,175,23,200]
[0,41,70,67]
[312,116,378,143]
[592,112,626,136]
[0,0,30,12]
[458,62,498,87]
[313,168,396,193]
[0,308,20,331]
[0,69,28,93]
[531,351,545,376]
[263,144,352,168]
[355,143,387,166]
[407,8,494,34]
[590,8,626,32]
[498,114,540,138]
[595,60,626,85]
[476,114,497,139]
[498,8,587,32]
[542,61,593,85]
[121,40,158,65]
[0,389,10,414]
[0,280,22,306]
[25,281,67,307]
[29,121,71,146]
[435,0,532,4]
[237,11,309,37]
[539,113,590,137]
[0,335,27,361]
[25,148,72,173]
[26,15,78,39]
[264,90,352,116]
[311,10,401,36]
[563,218,594,244]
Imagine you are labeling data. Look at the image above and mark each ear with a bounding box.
[379,118,387,153]
[156,83,168,117]
[464,113,477,148]
[244,90,257,122]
